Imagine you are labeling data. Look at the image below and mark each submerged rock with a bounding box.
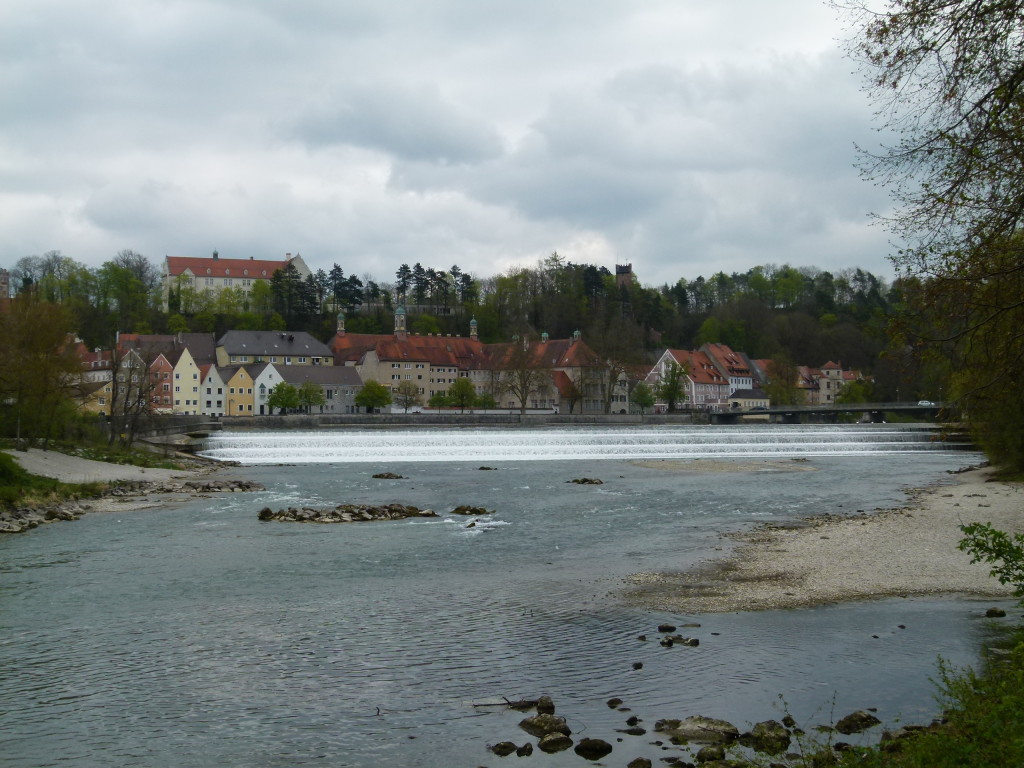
[574,737,613,760]
[655,715,739,744]
[450,505,495,515]
[537,732,573,753]
[835,710,882,735]
[489,741,517,756]
[738,720,791,755]
[569,477,603,485]
[519,713,571,738]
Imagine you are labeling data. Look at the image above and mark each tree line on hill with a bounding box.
[7,250,901,381]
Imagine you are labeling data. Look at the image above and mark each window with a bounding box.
[175,386,180,392]
[217,387,223,395]
[230,387,236,394]
[247,388,252,395]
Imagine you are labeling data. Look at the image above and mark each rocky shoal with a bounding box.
[474,618,986,768]
[258,503,440,523]
[0,478,264,534]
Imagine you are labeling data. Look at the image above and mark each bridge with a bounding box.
[708,402,947,425]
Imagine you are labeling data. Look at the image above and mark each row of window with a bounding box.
[229,355,322,365]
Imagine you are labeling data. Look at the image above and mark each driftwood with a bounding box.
[473,697,540,711]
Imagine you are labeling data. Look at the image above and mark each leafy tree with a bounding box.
[842,0,1024,469]
[475,392,498,409]
[631,381,655,414]
[427,391,450,408]
[0,291,83,446]
[167,314,189,334]
[836,378,874,405]
[267,382,300,414]
[656,361,688,412]
[960,523,1024,599]
[393,379,421,412]
[354,380,392,412]
[411,314,442,335]
[763,357,803,406]
[297,381,326,413]
[445,377,478,413]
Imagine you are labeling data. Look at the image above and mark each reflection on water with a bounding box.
[0,429,998,767]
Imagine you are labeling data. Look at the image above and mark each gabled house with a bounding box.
[700,343,753,395]
[200,365,227,417]
[169,347,202,415]
[219,366,255,416]
[647,348,730,410]
[250,363,282,416]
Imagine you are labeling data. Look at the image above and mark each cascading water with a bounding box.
[199,424,958,464]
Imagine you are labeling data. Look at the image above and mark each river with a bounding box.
[0,425,1006,767]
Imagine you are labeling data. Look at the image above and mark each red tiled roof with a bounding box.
[165,255,290,279]
[667,349,727,386]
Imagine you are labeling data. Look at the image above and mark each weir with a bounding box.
[198,425,967,465]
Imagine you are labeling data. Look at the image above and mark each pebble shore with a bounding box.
[625,464,1024,613]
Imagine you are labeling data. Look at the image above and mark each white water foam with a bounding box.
[198,425,950,464]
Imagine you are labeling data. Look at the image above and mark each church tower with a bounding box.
[394,305,408,341]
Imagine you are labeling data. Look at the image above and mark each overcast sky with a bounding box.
[1,0,894,288]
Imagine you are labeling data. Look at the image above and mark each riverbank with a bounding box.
[625,464,1024,613]
[0,448,259,533]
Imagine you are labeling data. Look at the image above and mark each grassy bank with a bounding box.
[0,450,106,509]
[0,440,190,510]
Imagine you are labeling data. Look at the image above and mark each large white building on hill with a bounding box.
[161,251,310,311]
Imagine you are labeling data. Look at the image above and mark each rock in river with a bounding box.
[258,503,437,523]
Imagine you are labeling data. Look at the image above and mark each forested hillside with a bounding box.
[5,250,907,391]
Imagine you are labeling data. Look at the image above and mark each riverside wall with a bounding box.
[218,412,701,430]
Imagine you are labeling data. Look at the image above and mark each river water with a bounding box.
[0,426,1008,767]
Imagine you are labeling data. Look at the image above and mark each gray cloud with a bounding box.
[1,0,896,289]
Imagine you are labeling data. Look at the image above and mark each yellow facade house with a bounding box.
[220,366,256,416]
[170,347,203,415]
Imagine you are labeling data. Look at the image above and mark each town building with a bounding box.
[161,251,310,311]
[216,330,333,367]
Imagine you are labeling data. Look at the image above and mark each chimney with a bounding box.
[212,250,218,260]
